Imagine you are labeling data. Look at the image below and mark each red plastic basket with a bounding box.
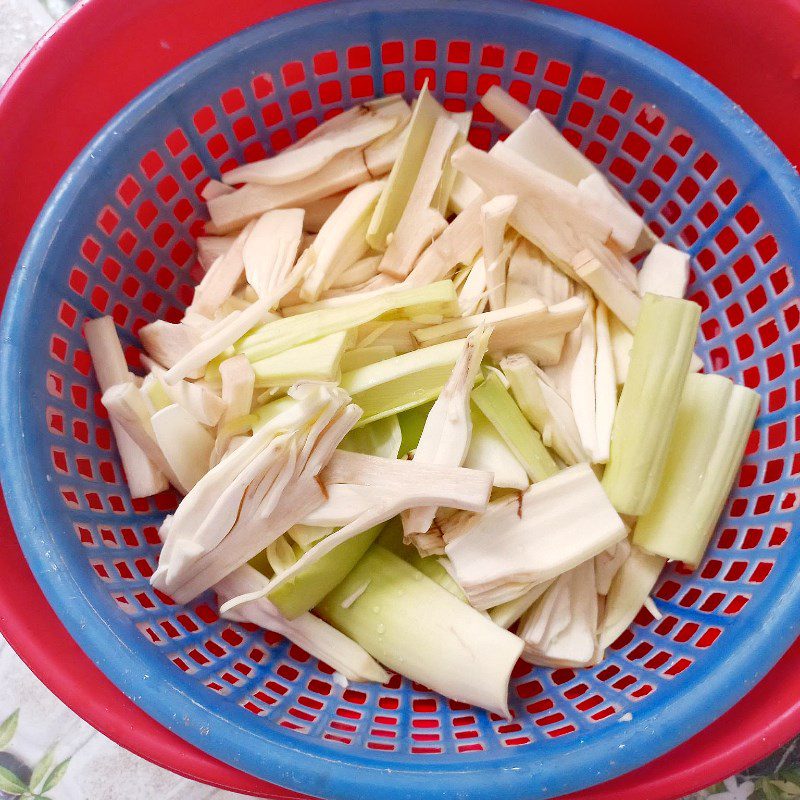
[1,1,800,798]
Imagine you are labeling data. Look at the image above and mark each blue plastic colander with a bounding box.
[1,1,800,798]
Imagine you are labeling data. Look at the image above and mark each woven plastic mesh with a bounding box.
[2,1,800,798]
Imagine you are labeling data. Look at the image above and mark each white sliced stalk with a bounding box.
[368,82,445,251]
[166,211,305,384]
[433,110,471,214]
[404,196,485,287]
[223,111,396,186]
[638,242,691,298]
[191,221,254,317]
[490,580,554,629]
[455,143,612,246]
[481,195,518,310]
[501,353,586,465]
[599,545,665,650]
[340,344,396,373]
[85,317,167,497]
[142,373,170,414]
[216,564,388,683]
[197,234,236,271]
[151,404,215,493]
[282,277,404,314]
[402,326,491,547]
[595,539,631,596]
[445,464,626,605]
[577,173,643,254]
[201,179,235,201]
[464,405,530,490]
[317,546,523,715]
[518,560,599,668]
[593,303,617,464]
[242,208,305,301]
[239,281,458,360]
[480,85,529,130]
[208,148,372,234]
[505,238,571,307]
[301,191,347,233]
[331,255,382,290]
[138,320,204,377]
[609,314,634,385]
[364,100,413,176]
[141,357,225,427]
[301,483,380,527]
[321,451,492,511]
[323,275,398,302]
[414,296,585,364]
[211,354,255,467]
[572,244,642,331]
[287,524,333,550]
[499,106,657,255]
[265,536,299,575]
[356,319,418,353]
[457,255,488,316]
[102,382,183,491]
[300,180,384,301]
[379,115,458,279]
[236,452,494,606]
[152,385,360,603]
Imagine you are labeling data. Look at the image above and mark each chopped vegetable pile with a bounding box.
[86,84,759,716]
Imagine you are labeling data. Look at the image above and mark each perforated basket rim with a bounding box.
[2,1,800,798]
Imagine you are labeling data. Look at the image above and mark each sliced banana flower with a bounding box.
[451,143,612,274]
[102,382,184,492]
[413,295,586,366]
[223,109,397,187]
[638,242,691,298]
[577,173,644,254]
[208,148,372,234]
[368,82,445,252]
[223,451,493,612]
[151,404,215,493]
[518,560,600,668]
[505,238,574,307]
[489,579,554,629]
[501,353,586,465]
[599,544,665,651]
[572,243,642,331]
[463,405,530,490]
[445,464,626,606]
[191,221,254,317]
[379,115,458,279]
[200,179,235,201]
[138,319,205,377]
[210,354,255,467]
[160,511,386,684]
[164,209,305,385]
[593,302,618,464]
[299,180,385,301]
[457,254,489,316]
[479,85,530,131]
[140,356,225,427]
[595,539,632,596]
[197,234,236,271]
[481,194,518,310]
[85,317,167,498]
[402,326,491,550]
[495,101,657,255]
[330,255,382,290]
[151,383,359,603]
